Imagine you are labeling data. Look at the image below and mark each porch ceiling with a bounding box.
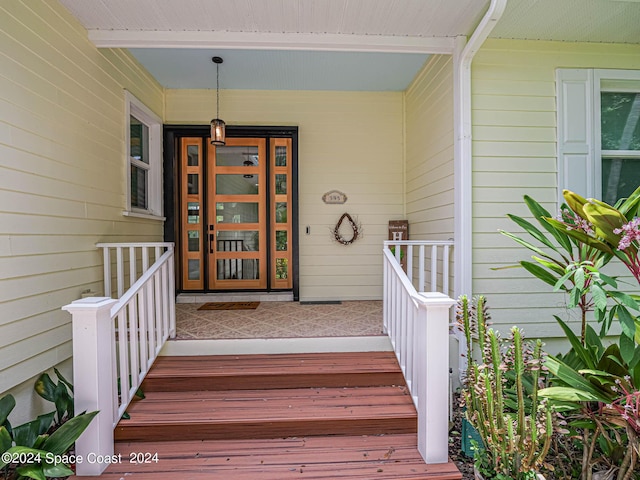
[58,0,640,91]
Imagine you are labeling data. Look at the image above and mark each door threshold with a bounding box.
[176,292,294,304]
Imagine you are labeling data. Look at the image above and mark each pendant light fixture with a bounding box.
[210,56,226,146]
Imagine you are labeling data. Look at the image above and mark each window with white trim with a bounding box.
[557,69,640,205]
[124,91,164,219]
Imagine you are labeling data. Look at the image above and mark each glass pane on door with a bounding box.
[215,146,259,167]
[208,138,267,290]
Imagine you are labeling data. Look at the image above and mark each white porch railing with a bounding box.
[383,241,455,464]
[383,240,453,295]
[62,242,175,476]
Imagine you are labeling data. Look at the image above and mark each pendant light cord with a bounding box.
[216,62,220,119]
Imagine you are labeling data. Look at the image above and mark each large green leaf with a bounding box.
[53,382,70,424]
[0,446,47,470]
[554,316,594,369]
[13,412,55,449]
[595,344,629,379]
[498,230,560,263]
[532,256,566,276]
[608,290,639,310]
[40,411,98,455]
[53,368,74,394]
[544,218,614,254]
[620,332,637,365]
[538,386,603,402]
[525,195,573,252]
[591,283,607,311]
[520,261,560,288]
[0,426,11,454]
[616,305,637,340]
[0,395,15,426]
[42,460,74,478]
[33,374,56,403]
[507,213,559,252]
[563,190,589,220]
[583,201,626,246]
[544,355,610,402]
[16,463,47,480]
[617,185,640,218]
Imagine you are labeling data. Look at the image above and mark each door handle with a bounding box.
[209,233,215,254]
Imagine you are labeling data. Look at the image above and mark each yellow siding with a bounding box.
[166,89,404,300]
[404,55,455,240]
[472,39,640,338]
[0,0,164,393]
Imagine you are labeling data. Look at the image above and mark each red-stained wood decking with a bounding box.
[99,352,460,479]
[142,351,406,391]
[102,435,461,479]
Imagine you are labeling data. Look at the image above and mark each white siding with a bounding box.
[0,0,164,393]
[404,55,455,240]
[166,89,404,301]
[472,39,640,340]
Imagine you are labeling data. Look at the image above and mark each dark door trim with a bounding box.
[163,125,299,301]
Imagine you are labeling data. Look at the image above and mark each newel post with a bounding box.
[62,297,118,476]
[416,292,456,464]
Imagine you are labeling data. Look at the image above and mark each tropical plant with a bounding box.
[33,369,74,427]
[546,188,640,343]
[498,196,613,344]
[459,295,554,479]
[0,393,97,480]
[555,187,640,282]
[539,319,640,479]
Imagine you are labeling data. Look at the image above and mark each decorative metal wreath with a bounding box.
[333,213,361,246]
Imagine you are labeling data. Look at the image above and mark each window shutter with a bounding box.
[556,69,595,204]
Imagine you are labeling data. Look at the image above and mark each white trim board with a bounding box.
[160,336,393,356]
[89,31,456,54]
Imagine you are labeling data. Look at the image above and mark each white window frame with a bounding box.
[123,90,164,220]
[557,68,640,204]
[593,69,640,203]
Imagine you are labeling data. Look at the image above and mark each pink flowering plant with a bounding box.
[614,217,640,281]
[545,188,640,343]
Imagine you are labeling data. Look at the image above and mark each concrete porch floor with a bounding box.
[175,300,384,340]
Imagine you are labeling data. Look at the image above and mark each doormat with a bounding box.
[299,300,342,305]
[198,302,260,311]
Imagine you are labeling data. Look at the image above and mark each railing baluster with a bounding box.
[154,270,162,354]
[117,310,130,417]
[419,244,425,292]
[137,289,149,374]
[142,246,149,275]
[430,245,437,292]
[128,298,140,397]
[116,247,124,298]
[407,244,413,284]
[103,247,111,297]
[162,262,170,340]
[129,246,137,290]
[168,246,176,338]
[443,245,450,296]
[146,277,156,365]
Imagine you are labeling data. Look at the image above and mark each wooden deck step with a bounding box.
[115,385,416,441]
[143,351,405,391]
[100,435,461,479]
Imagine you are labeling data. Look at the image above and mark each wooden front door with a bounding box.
[208,138,267,289]
[178,135,293,292]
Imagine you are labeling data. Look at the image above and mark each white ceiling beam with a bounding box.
[88,30,456,54]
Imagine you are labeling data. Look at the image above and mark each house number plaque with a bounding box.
[322,190,348,204]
